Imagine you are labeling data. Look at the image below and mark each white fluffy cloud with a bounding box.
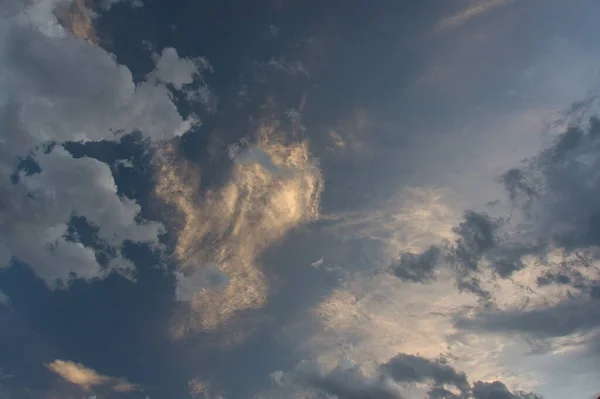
[0,0,210,287]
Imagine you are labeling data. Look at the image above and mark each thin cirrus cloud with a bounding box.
[436,0,515,31]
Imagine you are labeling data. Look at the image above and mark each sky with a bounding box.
[1,0,600,398]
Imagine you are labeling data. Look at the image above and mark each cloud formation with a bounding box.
[0,0,209,287]
[285,110,600,399]
[377,107,600,396]
[263,352,541,399]
[54,0,98,45]
[47,359,139,392]
[454,114,600,334]
[155,121,323,336]
[436,0,514,31]
[472,381,542,399]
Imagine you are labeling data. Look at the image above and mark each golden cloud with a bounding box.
[46,359,139,392]
[55,0,98,45]
[155,121,323,337]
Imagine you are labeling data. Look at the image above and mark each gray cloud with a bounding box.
[291,353,543,399]
[472,381,542,399]
[450,110,600,373]
[389,210,505,300]
[500,168,540,209]
[307,366,404,399]
[390,109,600,304]
[456,295,600,340]
[389,246,441,283]
[383,354,470,397]
[448,210,539,280]
[509,115,600,253]
[0,0,210,287]
[451,211,499,272]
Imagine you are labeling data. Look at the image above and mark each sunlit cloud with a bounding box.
[323,187,460,262]
[47,359,140,392]
[155,121,323,337]
[55,0,98,45]
[277,185,596,395]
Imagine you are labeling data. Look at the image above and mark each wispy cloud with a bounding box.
[437,0,514,31]
[47,359,140,392]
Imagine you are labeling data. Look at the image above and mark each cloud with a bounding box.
[456,296,600,341]
[149,47,216,110]
[54,0,98,45]
[380,103,600,396]
[388,209,536,301]
[383,354,470,397]
[0,0,210,286]
[47,359,140,392]
[1,146,164,284]
[472,381,542,399]
[260,93,599,399]
[390,246,442,283]
[0,291,8,306]
[291,181,590,396]
[306,366,405,399]
[303,274,483,380]
[324,187,460,266]
[188,378,226,399]
[517,121,600,252]
[263,353,542,399]
[155,121,323,336]
[436,0,515,31]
